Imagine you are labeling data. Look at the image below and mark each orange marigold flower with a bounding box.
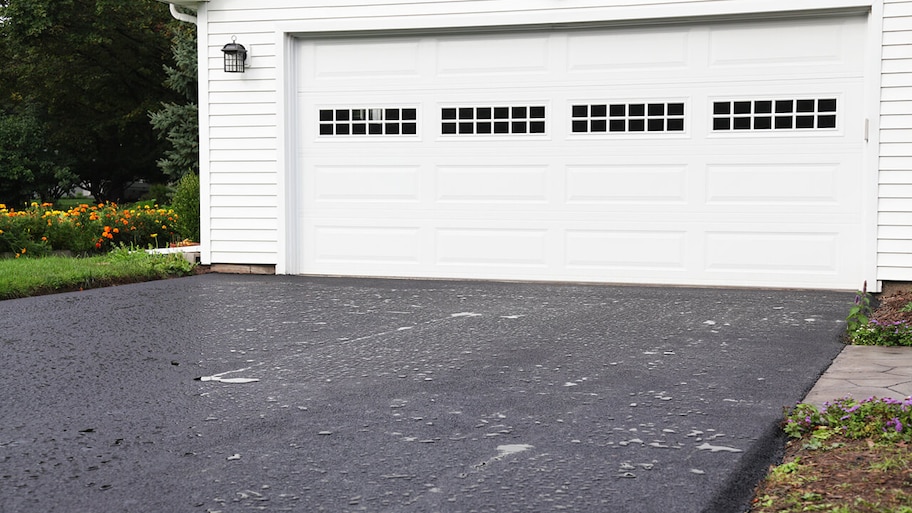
[95,242,102,249]
[104,226,112,233]
[113,228,119,234]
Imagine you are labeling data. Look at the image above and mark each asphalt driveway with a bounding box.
[0,274,850,512]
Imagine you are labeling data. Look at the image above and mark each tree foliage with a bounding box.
[0,0,177,203]
[0,109,77,206]
[150,22,199,180]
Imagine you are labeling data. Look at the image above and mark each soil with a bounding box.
[870,290,912,325]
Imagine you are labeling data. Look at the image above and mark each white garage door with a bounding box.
[295,15,867,289]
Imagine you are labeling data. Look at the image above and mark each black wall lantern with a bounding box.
[221,36,247,73]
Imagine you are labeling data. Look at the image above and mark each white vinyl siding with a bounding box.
[197,0,887,289]
[879,0,912,282]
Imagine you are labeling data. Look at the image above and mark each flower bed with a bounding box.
[0,202,181,257]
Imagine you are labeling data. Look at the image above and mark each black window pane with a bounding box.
[319,124,333,135]
[512,121,527,133]
[572,105,588,117]
[385,123,400,135]
[442,108,457,120]
[733,117,751,130]
[352,109,366,121]
[494,121,509,133]
[734,101,752,115]
[402,123,417,135]
[647,119,665,131]
[817,115,837,129]
[385,109,400,121]
[713,118,731,131]
[476,122,492,134]
[713,102,731,115]
[352,123,367,135]
[402,108,417,121]
[609,120,626,132]
[476,108,492,120]
[336,124,350,135]
[591,104,607,117]
[530,106,546,118]
[512,106,527,119]
[796,99,815,112]
[590,119,606,132]
[648,104,665,116]
[796,115,815,129]
[775,116,793,129]
[754,117,772,130]
[818,99,837,112]
[629,104,645,117]
[335,109,350,121]
[667,118,684,131]
[668,103,685,116]
[494,107,509,119]
[754,101,772,114]
[442,122,457,134]
[609,104,626,117]
[572,120,588,133]
[368,123,382,135]
[458,122,473,134]
[458,108,474,120]
[530,121,545,133]
[629,119,645,131]
[319,110,334,122]
[775,100,793,113]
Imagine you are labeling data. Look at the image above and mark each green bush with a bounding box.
[171,172,200,242]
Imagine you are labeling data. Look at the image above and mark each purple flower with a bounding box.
[885,417,903,433]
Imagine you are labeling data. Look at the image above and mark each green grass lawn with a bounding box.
[0,248,195,300]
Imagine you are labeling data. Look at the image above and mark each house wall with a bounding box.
[196,0,889,284]
[879,0,912,282]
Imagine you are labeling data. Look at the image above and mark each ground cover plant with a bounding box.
[0,201,184,257]
[0,246,196,300]
[751,289,912,512]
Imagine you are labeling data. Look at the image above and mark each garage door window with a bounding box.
[441,106,546,135]
[712,99,837,131]
[319,108,418,136]
[571,103,685,133]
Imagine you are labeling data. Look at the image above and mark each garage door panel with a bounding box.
[704,231,841,275]
[565,230,688,271]
[436,165,550,204]
[707,18,865,73]
[310,164,422,203]
[435,34,551,76]
[310,225,423,265]
[436,228,549,267]
[565,164,689,204]
[566,28,691,72]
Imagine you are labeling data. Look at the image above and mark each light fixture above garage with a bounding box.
[221,36,248,73]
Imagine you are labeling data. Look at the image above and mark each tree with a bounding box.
[0,108,77,206]
[150,21,199,180]
[0,0,177,203]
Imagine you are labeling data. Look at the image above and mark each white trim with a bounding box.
[276,33,297,275]
[197,4,212,266]
[865,0,886,292]
[274,1,871,36]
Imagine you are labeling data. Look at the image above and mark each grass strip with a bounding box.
[0,249,195,300]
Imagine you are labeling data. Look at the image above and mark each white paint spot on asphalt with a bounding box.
[227,454,241,460]
[691,469,706,475]
[451,312,482,318]
[397,326,414,331]
[563,382,578,387]
[696,443,742,453]
[703,320,716,325]
[197,367,260,384]
[500,315,524,319]
[496,444,534,457]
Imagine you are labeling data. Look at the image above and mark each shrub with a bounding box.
[171,172,200,242]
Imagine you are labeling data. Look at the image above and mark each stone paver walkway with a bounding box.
[803,345,912,407]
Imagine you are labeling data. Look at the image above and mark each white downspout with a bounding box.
[169,3,197,24]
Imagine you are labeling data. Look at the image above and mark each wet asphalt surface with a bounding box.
[0,274,850,513]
